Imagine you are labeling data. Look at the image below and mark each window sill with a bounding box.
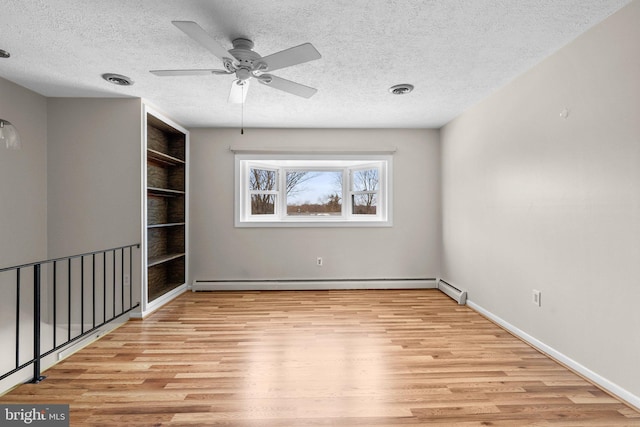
[235,219,392,228]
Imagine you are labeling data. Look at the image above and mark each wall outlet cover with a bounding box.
[533,290,542,307]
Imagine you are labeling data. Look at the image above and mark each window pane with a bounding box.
[287,171,342,216]
[352,168,379,192]
[352,193,377,215]
[250,168,277,191]
[251,194,276,215]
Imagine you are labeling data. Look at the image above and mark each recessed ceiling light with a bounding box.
[102,73,134,86]
[389,84,414,95]
[0,49,10,59]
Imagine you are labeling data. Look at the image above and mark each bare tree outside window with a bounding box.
[250,168,318,215]
[286,171,315,197]
[250,168,277,214]
[286,171,342,216]
[351,168,379,215]
[250,168,277,191]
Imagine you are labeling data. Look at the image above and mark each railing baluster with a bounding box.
[112,250,116,316]
[31,264,45,383]
[121,248,124,313]
[129,247,133,310]
[53,261,57,349]
[92,254,96,329]
[68,259,71,342]
[15,268,20,369]
[80,256,84,334]
[103,251,107,324]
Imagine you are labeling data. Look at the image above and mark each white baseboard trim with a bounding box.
[466,299,640,411]
[131,283,188,318]
[191,278,437,291]
[57,316,128,361]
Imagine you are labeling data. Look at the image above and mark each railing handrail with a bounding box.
[0,243,140,273]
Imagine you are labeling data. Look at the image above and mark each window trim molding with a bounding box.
[235,153,393,228]
[229,145,397,155]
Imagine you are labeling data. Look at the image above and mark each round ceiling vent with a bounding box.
[102,73,134,86]
[389,84,414,95]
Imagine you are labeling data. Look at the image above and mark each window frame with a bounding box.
[235,154,392,227]
[349,164,381,217]
[247,164,279,219]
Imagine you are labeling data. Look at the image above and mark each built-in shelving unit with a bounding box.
[144,109,188,306]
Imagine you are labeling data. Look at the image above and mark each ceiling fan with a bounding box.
[151,21,322,104]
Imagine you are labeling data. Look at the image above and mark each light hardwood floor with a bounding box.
[2,290,639,426]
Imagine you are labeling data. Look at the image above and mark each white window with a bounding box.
[235,154,392,227]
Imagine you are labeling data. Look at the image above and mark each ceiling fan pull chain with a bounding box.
[241,83,245,135]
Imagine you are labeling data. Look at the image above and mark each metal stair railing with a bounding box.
[0,243,140,384]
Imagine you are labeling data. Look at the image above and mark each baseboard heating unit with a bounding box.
[192,278,438,291]
[437,279,467,305]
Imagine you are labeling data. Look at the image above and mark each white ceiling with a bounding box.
[0,0,631,129]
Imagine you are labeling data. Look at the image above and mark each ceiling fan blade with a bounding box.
[228,79,250,104]
[150,69,229,76]
[172,21,232,62]
[258,75,317,99]
[260,43,321,72]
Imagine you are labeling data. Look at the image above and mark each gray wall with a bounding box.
[189,128,441,282]
[441,1,640,399]
[46,98,143,257]
[0,77,48,268]
[0,91,143,265]
[0,77,48,392]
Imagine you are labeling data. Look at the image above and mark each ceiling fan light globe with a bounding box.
[236,68,251,81]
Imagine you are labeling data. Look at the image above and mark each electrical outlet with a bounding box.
[316,257,323,267]
[532,290,541,307]
[124,274,130,287]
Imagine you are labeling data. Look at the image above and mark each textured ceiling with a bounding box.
[0,0,631,129]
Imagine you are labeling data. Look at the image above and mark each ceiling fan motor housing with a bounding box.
[229,39,263,68]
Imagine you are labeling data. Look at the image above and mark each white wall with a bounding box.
[190,128,441,282]
[0,77,48,268]
[441,1,640,401]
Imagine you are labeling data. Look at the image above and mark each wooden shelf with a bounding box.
[147,187,185,197]
[148,252,185,267]
[147,148,185,166]
[149,282,184,301]
[148,279,185,301]
[147,222,186,229]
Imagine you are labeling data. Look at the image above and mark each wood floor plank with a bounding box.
[1,289,638,426]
